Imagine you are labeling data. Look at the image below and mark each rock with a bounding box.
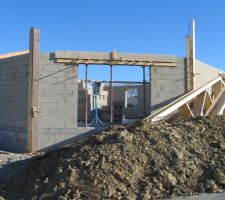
[142,191,151,200]
[163,172,177,188]
[151,188,161,196]
[204,179,219,192]
[84,160,91,167]
[43,177,48,184]
[177,173,186,184]
[196,183,205,193]
[218,141,225,150]
[56,167,63,174]
[213,168,225,185]
[124,195,136,200]
[172,186,182,195]
[107,186,116,197]
[116,130,133,143]
[95,134,106,143]
[53,186,58,192]
[59,182,66,189]
[156,183,164,191]
[57,196,67,200]
[34,184,39,190]
[74,189,81,198]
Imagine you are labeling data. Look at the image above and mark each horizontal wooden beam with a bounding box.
[55,51,176,67]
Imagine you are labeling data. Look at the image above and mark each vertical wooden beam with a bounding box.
[192,19,196,90]
[27,28,40,152]
[186,19,196,91]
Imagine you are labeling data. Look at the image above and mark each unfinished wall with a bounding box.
[195,60,223,89]
[151,58,187,112]
[37,53,78,150]
[0,54,29,152]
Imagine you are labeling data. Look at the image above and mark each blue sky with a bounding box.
[0,0,225,81]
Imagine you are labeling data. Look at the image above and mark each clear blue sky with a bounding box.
[0,0,224,81]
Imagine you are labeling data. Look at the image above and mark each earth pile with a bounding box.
[0,116,225,200]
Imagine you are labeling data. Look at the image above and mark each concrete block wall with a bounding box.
[0,54,29,152]
[195,60,224,89]
[151,58,187,112]
[37,53,78,150]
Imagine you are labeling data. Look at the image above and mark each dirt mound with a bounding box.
[0,116,225,200]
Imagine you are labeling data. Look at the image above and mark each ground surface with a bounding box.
[0,151,42,181]
[0,116,225,200]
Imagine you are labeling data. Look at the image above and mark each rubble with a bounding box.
[0,116,225,199]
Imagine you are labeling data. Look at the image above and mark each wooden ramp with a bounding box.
[144,75,225,122]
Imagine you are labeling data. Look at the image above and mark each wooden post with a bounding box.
[27,28,40,152]
[186,19,196,92]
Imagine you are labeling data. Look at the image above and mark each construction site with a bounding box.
[0,20,225,200]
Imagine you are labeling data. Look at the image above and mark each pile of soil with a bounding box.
[0,116,225,200]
